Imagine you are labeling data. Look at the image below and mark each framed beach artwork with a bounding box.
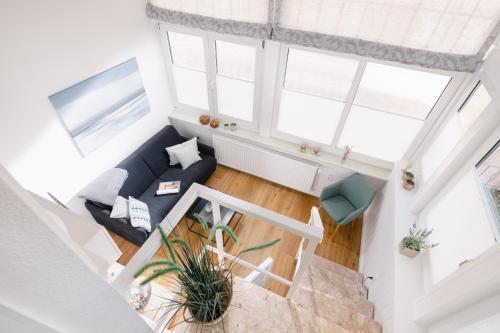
[49,58,150,156]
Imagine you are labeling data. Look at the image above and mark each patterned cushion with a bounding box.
[128,197,151,232]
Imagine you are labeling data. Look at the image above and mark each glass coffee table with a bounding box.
[185,198,242,246]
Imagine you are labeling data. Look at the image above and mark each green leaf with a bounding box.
[134,259,175,278]
[158,226,177,264]
[192,213,209,230]
[140,267,182,285]
[241,238,281,253]
[205,224,238,246]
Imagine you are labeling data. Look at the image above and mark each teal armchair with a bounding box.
[320,173,376,239]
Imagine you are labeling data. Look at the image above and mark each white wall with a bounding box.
[0,0,173,203]
[0,165,150,333]
[360,165,426,333]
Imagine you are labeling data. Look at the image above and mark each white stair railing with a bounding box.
[112,183,324,330]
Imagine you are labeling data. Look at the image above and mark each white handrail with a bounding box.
[205,245,293,287]
[112,183,324,327]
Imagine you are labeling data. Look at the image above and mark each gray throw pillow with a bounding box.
[79,168,128,206]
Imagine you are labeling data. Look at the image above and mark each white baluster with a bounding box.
[211,201,225,268]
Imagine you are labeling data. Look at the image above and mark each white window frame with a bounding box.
[207,32,264,130]
[270,43,464,168]
[159,23,263,130]
[159,24,213,116]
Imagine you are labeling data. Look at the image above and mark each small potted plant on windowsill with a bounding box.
[399,223,439,258]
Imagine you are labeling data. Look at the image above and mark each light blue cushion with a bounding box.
[79,168,128,206]
[128,197,151,232]
[322,195,356,223]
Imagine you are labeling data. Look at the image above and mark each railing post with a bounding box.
[287,237,318,299]
[211,202,225,268]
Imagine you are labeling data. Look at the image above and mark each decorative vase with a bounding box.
[224,123,229,131]
[127,280,152,311]
[299,143,307,153]
[312,146,320,156]
[399,239,420,258]
[199,115,210,125]
[210,118,220,128]
[230,123,237,131]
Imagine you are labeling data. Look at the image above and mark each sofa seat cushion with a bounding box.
[138,180,186,231]
[321,195,356,223]
[159,154,217,187]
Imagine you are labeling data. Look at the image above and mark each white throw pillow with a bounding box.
[128,197,151,232]
[110,196,129,219]
[165,137,198,166]
[175,144,202,170]
[78,168,128,206]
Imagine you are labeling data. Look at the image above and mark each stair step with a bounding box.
[299,257,374,317]
[310,255,364,284]
[300,269,374,318]
[288,302,352,333]
[292,287,382,333]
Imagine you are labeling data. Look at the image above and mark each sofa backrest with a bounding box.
[116,126,186,198]
[137,126,185,178]
[116,154,156,198]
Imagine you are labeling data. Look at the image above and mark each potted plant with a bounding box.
[399,224,439,258]
[134,215,280,328]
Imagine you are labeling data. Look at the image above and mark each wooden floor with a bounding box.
[111,165,363,296]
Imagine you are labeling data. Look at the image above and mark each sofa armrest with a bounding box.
[198,141,215,157]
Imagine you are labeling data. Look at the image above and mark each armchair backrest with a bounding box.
[340,173,376,210]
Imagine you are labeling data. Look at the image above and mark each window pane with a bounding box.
[168,32,205,71]
[215,40,256,121]
[167,31,209,110]
[354,63,450,119]
[172,67,209,110]
[459,83,491,127]
[284,48,359,101]
[338,105,423,161]
[277,90,344,144]
[216,76,254,121]
[477,141,500,232]
[216,41,255,82]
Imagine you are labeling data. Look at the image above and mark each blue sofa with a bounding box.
[85,125,217,246]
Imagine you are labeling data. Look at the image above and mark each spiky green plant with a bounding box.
[134,214,280,325]
[403,223,439,252]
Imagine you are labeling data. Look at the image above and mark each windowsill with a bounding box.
[169,111,391,181]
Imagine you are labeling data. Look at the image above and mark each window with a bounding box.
[276,48,359,144]
[166,31,209,110]
[214,40,258,122]
[477,140,500,232]
[273,45,452,163]
[421,82,492,181]
[161,25,262,127]
[338,63,450,161]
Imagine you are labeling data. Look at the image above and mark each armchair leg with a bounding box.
[332,224,341,240]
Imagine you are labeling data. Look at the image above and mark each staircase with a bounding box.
[290,254,382,333]
[172,254,381,332]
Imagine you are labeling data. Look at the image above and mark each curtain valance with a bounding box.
[147,0,500,72]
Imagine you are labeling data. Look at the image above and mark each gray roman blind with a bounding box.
[147,0,500,72]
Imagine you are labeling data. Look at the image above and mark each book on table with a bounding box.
[156,181,181,195]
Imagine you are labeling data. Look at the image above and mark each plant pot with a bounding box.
[183,274,232,328]
[403,179,415,191]
[399,240,420,258]
[402,171,414,181]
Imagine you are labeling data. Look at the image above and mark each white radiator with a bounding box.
[213,135,318,193]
